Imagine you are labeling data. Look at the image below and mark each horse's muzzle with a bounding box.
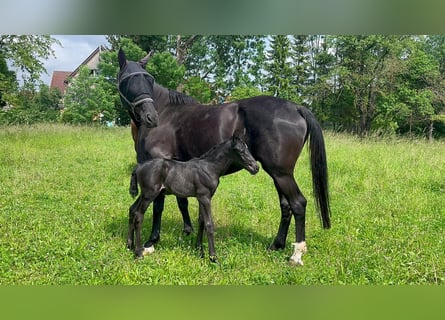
[144,113,158,128]
[247,162,260,175]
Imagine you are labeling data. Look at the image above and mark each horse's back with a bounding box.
[238,96,308,170]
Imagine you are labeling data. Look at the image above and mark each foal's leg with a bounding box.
[196,209,205,258]
[143,192,165,249]
[270,174,308,266]
[129,166,138,197]
[176,197,194,235]
[127,196,141,249]
[197,197,218,263]
[134,196,153,258]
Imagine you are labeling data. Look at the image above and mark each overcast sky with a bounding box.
[41,35,109,85]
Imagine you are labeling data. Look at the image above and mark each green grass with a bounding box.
[0,124,444,284]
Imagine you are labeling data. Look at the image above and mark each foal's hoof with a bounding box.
[143,245,155,256]
[183,226,193,236]
[268,242,285,251]
[209,255,220,265]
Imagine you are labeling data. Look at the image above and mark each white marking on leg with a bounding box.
[289,241,307,266]
[143,245,155,256]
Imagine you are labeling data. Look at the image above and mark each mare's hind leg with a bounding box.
[270,174,308,266]
[268,193,292,251]
[176,197,194,235]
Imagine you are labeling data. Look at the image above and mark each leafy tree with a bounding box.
[331,35,402,136]
[0,84,61,125]
[304,35,338,125]
[182,76,211,103]
[229,85,264,101]
[62,66,115,125]
[0,35,59,89]
[146,51,185,89]
[0,54,17,107]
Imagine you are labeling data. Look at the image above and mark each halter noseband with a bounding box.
[117,70,154,112]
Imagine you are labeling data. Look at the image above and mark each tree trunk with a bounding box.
[428,120,434,142]
[175,35,199,92]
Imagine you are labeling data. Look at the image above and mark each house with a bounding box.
[50,71,71,94]
[49,45,107,95]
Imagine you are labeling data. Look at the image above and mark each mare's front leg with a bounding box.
[176,197,193,235]
[197,197,218,263]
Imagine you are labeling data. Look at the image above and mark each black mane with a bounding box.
[168,89,198,105]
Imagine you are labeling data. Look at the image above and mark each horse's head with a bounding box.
[118,49,159,128]
[230,132,259,175]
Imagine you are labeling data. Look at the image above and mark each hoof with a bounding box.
[183,226,193,236]
[143,245,155,256]
[209,255,220,266]
[289,241,307,266]
[268,241,285,251]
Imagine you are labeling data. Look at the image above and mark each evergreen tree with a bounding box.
[264,35,295,100]
[291,35,311,103]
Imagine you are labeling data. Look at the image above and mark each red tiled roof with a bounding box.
[50,71,72,94]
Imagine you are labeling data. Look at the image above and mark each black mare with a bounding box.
[118,49,331,265]
[127,134,259,261]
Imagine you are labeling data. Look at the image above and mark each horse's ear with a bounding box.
[139,50,154,68]
[118,48,126,69]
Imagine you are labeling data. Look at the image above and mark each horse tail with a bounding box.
[297,106,331,229]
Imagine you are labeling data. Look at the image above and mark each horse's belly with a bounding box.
[163,174,196,198]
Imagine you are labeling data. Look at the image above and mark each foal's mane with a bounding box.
[168,89,198,105]
[198,139,231,160]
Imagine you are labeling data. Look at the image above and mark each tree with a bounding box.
[264,35,295,100]
[62,66,115,125]
[0,35,59,89]
[331,35,402,136]
[0,53,17,107]
[291,35,311,103]
[146,51,185,90]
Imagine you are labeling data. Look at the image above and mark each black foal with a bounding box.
[127,133,259,262]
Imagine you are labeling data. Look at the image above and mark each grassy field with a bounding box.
[0,124,444,284]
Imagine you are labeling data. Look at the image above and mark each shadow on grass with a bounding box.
[105,205,276,257]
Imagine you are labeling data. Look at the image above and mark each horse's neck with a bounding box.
[200,147,232,176]
[152,83,169,111]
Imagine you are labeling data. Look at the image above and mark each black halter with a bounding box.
[117,68,155,118]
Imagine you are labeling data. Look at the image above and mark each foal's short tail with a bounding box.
[297,106,331,229]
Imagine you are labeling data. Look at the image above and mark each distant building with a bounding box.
[49,45,107,95]
[50,71,71,95]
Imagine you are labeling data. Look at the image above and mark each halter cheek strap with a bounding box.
[117,71,154,112]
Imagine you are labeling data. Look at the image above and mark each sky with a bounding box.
[40,35,109,85]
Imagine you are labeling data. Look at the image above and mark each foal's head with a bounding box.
[229,134,259,175]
